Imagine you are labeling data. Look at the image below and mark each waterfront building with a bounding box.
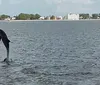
[11,17,16,20]
[56,16,63,20]
[68,13,79,20]
[4,17,10,21]
[39,17,45,20]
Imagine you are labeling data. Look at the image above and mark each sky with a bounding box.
[0,0,99,16]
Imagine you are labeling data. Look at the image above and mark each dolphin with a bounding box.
[0,29,10,64]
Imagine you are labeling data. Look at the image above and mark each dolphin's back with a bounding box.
[0,29,10,42]
[0,29,8,38]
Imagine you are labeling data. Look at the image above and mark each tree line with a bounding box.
[79,13,100,19]
[0,14,10,20]
[0,13,100,20]
[0,13,41,20]
[15,13,41,20]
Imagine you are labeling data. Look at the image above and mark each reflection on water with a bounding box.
[0,21,100,85]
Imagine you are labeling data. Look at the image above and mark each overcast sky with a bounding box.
[0,0,99,16]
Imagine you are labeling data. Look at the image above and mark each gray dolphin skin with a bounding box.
[0,29,10,64]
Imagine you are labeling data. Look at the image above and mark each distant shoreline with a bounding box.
[1,19,100,22]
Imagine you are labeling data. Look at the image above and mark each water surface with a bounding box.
[0,20,100,85]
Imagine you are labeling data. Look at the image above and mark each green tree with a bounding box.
[50,15,55,20]
[17,13,26,20]
[34,14,41,19]
[16,13,30,20]
[30,14,35,20]
[16,13,41,20]
[92,14,98,19]
[79,14,90,19]
[25,14,30,20]
[0,14,10,20]
[44,16,49,20]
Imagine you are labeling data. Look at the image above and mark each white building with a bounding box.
[4,17,10,21]
[39,17,45,20]
[68,13,79,20]
[11,17,16,20]
[56,16,63,20]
